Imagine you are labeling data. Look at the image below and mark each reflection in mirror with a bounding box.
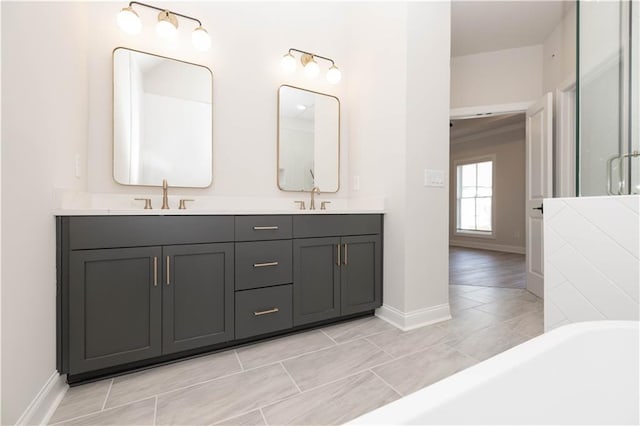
[278,85,340,192]
[113,48,213,187]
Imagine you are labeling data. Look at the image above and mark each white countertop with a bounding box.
[53,209,385,216]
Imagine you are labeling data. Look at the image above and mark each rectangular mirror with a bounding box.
[113,48,213,187]
[277,85,340,192]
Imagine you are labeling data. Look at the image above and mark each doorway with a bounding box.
[449,112,527,293]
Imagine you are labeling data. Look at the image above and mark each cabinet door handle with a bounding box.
[253,226,278,231]
[153,256,158,287]
[253,261,279,268]
[254,307,279,316]
[337,244,341,266]
[343,243,348,265]
[166,255,170,285]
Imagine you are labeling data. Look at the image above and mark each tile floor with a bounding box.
[50,285,543,425]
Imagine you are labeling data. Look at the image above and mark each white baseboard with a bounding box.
[376,303,451,331]
[16,371,68,426]
[450,240,525,254]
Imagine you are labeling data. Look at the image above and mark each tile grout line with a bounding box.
[319,328,338,345]
[259,408,269,426]
[101,379,114,411]
[152,395,158,426]
[363,337,395,359]
[279,362,303,393]
[368,369,404,398]
[48,396,157,426]
[233,349,245,371]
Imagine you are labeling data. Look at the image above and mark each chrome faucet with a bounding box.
[161,179,170,209]
[310,186,320,210]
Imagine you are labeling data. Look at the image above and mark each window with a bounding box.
[456,159,493,234]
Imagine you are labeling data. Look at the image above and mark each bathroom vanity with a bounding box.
[56,213,383,383]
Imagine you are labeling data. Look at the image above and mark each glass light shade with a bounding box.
[117,6,141,35]
[303,59,320,79]
[192,26,211,51]
[156,12,178,40]
[326,65,342,84]
[280,53,297,73]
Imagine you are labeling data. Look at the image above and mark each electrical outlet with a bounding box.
[424,169,444,187]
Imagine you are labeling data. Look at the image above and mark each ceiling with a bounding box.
[450,113,525,144]
[451,1,572,57]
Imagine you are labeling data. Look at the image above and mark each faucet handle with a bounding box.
[294,200,306,210]
[320,201,331,210]
[134,198,153,209]
[178,199,195,210]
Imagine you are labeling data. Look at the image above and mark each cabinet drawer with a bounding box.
[235,216,292,241]
[293,214,382,238]
[235,240,292,291]
[235,285,292,339]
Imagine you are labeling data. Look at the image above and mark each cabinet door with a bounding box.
[69,247,162,374]
[293,237,341,326]
[162,243,234,354]
[340,235,382,315]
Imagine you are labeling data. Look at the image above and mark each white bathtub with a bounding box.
[351,321,639,425]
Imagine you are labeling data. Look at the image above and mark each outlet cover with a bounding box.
[424,169,445,187]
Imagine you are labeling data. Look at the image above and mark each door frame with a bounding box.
[450,101,534,120]
[555,76,577,197]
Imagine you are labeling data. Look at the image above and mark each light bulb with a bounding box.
[303,58,320,79]
[156,11,178,41]
[117,6,141,35]
[192,26,211,51]
[280,52,297,73]
[326,65,342,84]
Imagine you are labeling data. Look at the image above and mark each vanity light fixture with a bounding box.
[280,48,342,84]
[117,1,211,51]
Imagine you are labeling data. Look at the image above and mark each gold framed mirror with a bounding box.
[113,47,213,188]
[277,85,340,192]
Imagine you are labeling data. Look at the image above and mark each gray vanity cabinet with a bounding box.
[293,237,342,326]
[340,235,382,315]
[58,214,382,382]
[69,247,162,374]
[292,214,383,326]
[162,243,234,354]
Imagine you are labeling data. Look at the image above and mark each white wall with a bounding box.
[450,132,526,253]
[542,4,576,93]
[1,3,89,424]
[348,2,451,326]
[450,45,543,109]
[347,2,408,310]
[544,196,640,331]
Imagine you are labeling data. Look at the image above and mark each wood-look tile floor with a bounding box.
[50,287,542,426]
[450,246,526,288]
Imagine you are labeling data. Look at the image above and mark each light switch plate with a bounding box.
[424,169,445,187]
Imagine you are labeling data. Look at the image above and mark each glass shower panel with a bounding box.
[631,2,639,194]
[578,0,637,195]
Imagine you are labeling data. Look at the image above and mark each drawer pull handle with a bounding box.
[254,307,279,316]
[337,244,341,266]
[153,256,158,287]
[253,226,279,231]
[344,243,348,265]
[253,261,279,268]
